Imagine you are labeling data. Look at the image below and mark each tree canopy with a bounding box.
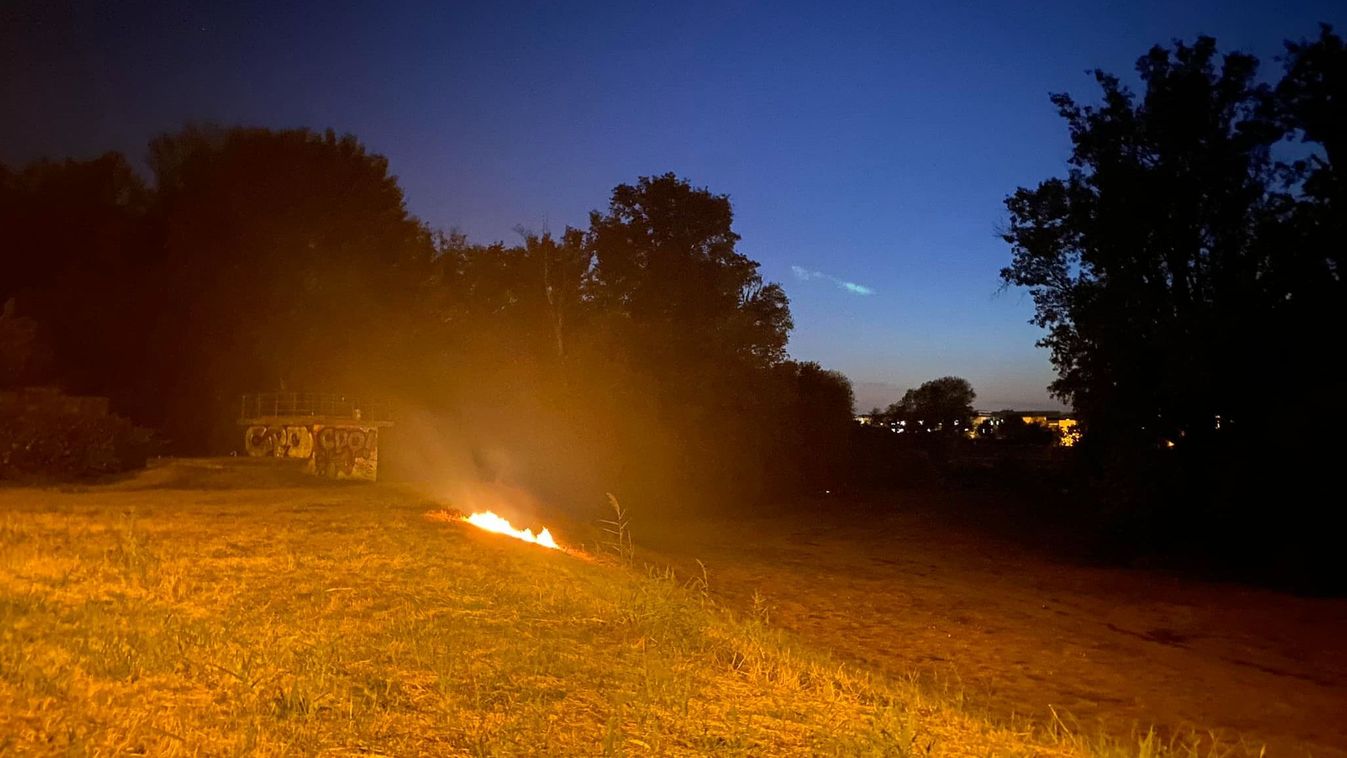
[586,173,793,368]
[882,376,976,435]
[1001,27,1344,449]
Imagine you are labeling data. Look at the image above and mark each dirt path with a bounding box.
[637,497,1347,756]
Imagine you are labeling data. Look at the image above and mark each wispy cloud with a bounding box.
[791,265,874,296]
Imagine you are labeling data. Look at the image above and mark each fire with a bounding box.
[462,511,560,550]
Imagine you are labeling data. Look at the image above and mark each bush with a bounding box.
[0,407,151,481]
[848,425,941,490]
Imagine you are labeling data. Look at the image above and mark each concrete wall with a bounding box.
[243,423,380,481]
[310,424,379,481]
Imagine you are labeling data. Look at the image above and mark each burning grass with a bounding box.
[1,459,1219,756]
[459,510,561,550]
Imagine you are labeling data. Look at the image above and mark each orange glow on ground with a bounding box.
[462,511,560,549]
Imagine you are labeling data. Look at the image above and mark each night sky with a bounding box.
[3,1,1341,410]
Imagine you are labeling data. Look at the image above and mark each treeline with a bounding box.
[1,129,854,506]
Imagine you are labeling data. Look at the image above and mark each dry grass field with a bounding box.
[0,458,1294,756]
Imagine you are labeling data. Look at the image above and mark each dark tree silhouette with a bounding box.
[0,154,148,304]
[884,376,976,435]
[1279,25,1346,213]
[0,155,150,397]
[1002,28,1346,589]
[143,126,434,449]
[1001,31,1344,450]
[0,302,51,388]
[586,173,792,368]
[573,174,801,503]
[530,229,591,359]
[785,361,856,491]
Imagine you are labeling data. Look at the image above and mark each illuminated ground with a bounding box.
[0,459,1040,756]
[1,459,1339,755]
[640,498,1347,757]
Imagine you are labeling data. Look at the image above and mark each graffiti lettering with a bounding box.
[312,425,379,480]
[243,425,313,459]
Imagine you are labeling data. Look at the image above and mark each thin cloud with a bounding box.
[791,265,874,296]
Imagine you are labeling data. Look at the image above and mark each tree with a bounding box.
[1000,31,1344,449]
[0,153,149,304]
[0,154,150,398]
[1279,25,1346,213]
[519,227,592,359]
[0,300,52,388]
[143,126,434,449]
[585,173,792,368]
[785,361,856,490]
[1000,30,1347,588]
[885,376,975,435]
[569,174,803,504]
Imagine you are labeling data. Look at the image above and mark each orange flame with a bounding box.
[462,511,560,550]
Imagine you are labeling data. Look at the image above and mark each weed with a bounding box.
[751,588,771,625]
[599,493,634,566]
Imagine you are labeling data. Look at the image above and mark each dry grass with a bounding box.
[0,459,1221,756]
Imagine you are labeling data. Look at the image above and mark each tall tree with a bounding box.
[1001,33,1344,448]
[577,174,798,503]
[0,154,150,397]
[0,153,148,303]
[1279,25,1346,211]
[885,376,976,435]
[585,173,792,368]
[520,228,591,359]
[144,126,433,448]
[786,361,856,490]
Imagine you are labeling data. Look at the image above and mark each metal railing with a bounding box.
[238,392,392,423]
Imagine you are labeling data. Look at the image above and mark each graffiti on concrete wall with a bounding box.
[311,425,379,481]
[238,392,389,482]
[244,423,379,481]
[244,425,314,459]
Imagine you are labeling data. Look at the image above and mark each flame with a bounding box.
[462,511,560,550]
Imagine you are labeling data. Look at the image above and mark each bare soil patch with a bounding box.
[639,495,1347,756]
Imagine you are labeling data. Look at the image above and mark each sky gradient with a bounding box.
[3,1,1341,410]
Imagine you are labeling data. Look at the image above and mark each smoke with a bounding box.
[379,402,613,529]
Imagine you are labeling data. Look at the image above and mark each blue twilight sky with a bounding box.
[2,1,1341,410]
